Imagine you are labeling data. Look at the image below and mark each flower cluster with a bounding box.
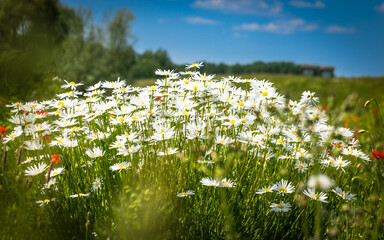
[3,62,368,212]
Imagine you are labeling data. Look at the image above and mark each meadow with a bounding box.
[0,65,384,240]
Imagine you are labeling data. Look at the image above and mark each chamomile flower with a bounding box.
[274,180,295,195]
[303,188,328,203]
[270,202,292,212]
[307,174,333,190]
[256,185,276,194]
[25,163,48,176]
[295,161,309,173]
[331,156,351,172]
[36,198,55,206]
[158,147,178,156]
[215,135,234,146]
[43,178,57,189]
[110,162,131,171]
[220,178,236,188]
[92,178,102,191]
[61,80,83,90]
[185,62,204,69]
[49,167,65,178]
[332,187,356,201]
[177,190,195,197]
[200,177,220,187]
[85,147,105,158]
[70,193,90,198]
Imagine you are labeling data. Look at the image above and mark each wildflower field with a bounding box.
[1,63,384,239]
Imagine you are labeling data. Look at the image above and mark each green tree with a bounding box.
[0,0,76,123]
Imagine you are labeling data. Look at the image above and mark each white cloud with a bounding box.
[233,32,248,38]
[325,25,355,34]
[375,2,384,13]
[192,0,283,16]
[233,19,318,34]
[289,0,325,8]
[185,16,219,25]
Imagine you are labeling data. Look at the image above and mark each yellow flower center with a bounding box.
[279,187,287,192]
[262,92,268,97]
[238,102,244,106]
[264,188,270,192]
[230,120,236,125]
[277,204,284,209]
[118,164,125,169]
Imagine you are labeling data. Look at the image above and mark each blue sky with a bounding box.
[62,0,384,77]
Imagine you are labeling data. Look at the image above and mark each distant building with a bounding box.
[300,64,335,78]
[301,64,318,76]
[319,66,335,79]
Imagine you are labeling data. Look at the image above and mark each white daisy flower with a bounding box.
[220,178,236,188]
[92,178,102,191]
[25,163,48,176]
[200,177,220,187]
[158,147,178,156]
[270,202,292,212]
[256,185,276,194]
[49,167,65,178]
[110,162,131,171]
[185,62,203,69]
[273,180,295,195]
[85,147,105,158]
[332,187,356,201]
[295,161,309,173]
[331,156,351,172]
[307,174,333,190]
[36,198,55,206]
[303,188,328,203]
[177,190,195,197]
[70,193,90,198]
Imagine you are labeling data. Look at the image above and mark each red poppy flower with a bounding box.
[1,134,7,141]
[323,105,328,111]
[0,126,7,133]
[371,150,384,160]
[333,143,343,149]
[36,110,48,115]
[157,96,162,101]
[51,154,60,164]
[43,136,51,141]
